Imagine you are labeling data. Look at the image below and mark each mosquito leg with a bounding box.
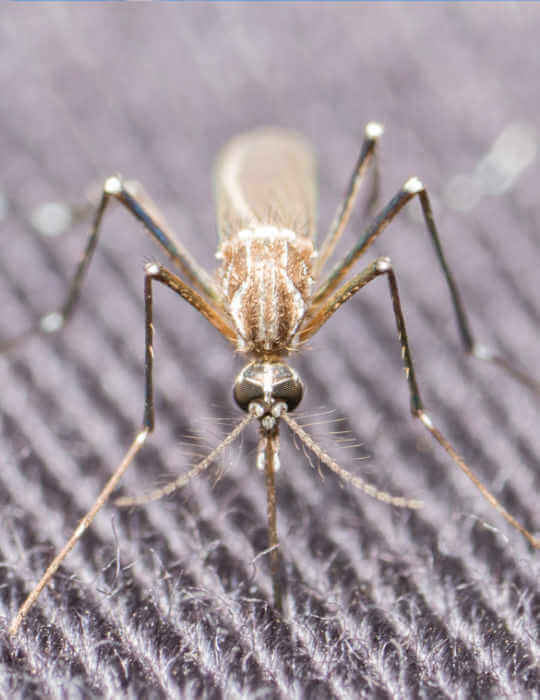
[8,428,150,637]
[301,257,395,345]
[134,261,234,432]
[302,256,539,549]
[8,257,166,634]
[313,178,468,315]
[313,122,383,278]
[8,262,236,636]
[2,175,220,353]
[311,177,540,394]
[111,178,219,302]
[142,263,236,346]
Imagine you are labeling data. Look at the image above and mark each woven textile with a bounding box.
[1,6,539,698]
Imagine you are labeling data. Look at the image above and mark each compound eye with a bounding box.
[272,376,303,412]
[233,376,263,411]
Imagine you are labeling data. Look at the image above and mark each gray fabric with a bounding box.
[1,5,539,698]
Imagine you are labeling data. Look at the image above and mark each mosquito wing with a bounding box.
[215,128,317,242]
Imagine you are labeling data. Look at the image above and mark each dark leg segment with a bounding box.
[302,256,539,549]
[1,176,221,353]
[312,179,469,343]
[312,177,540,395]
[313,122,383,278]
[112,179,218,301]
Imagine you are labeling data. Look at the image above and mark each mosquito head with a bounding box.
[233,361,304,432]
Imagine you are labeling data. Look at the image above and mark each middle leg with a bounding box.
[311,178,540,393]
[1,176,221,354]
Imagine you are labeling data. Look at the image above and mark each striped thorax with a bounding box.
[218,225,314,355]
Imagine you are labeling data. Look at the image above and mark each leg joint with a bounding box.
[403,176,425,195]
[144,261,162,278]
[365,121,384,141]
[103,175,124,196]
[374,256,393,274]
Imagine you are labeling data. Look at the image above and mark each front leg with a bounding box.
[8,262,235,636]
[300,256,539,549]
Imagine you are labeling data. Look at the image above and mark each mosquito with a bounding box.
[5,124,539,636]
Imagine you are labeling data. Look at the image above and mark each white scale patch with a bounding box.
[256,259,266,344]
[238,226,296,242]
[263,363,274,399]
[229,235,252,349]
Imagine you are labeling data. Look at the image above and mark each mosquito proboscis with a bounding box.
[5,123,539,636]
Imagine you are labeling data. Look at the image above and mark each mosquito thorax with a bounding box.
[233,361,304,431]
